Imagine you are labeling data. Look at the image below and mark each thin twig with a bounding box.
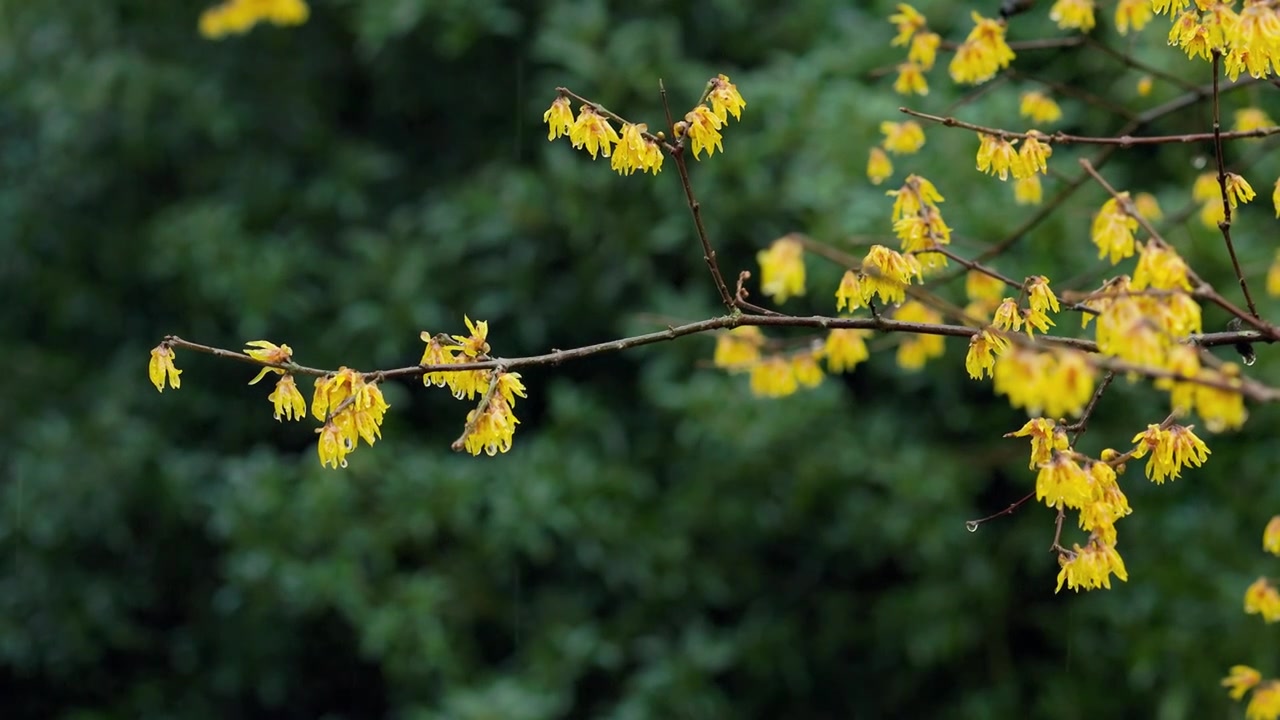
[900,107,1280,145]
[1065,371,1116,443]
[1209,52,1260,319]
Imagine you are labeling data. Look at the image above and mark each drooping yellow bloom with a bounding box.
[714,326,765,371]
[148,344,182,392]
[1049,350,1096,419]
[1151,0,1190,15]
[1013,175,1042,205]
[908,32,941,70]
[1235,107,1276,134]
[1233,2,1280,80]
[825,329,871,373]
[1274,177,1280,218]
[893,62,929,96]
[894,301,945,370]
[949,12,1015,85]
[244,340,293,385]
[1268,250,1280,296]
[880,121,926,155]
[683,106,724,159]
[966,271,1005,304]
[791,349,825,389]
[310,368,388,468]
[1049,0,1096,32]
[1167,11,1213,61]
[1246,681,1280,719]
[1017,135,1052,178]
[316,419,351,469]
[835,270,864,312]
[1225,173,1257,208]
[570,105,620,160]
[454,316,491,358]
[888,3,927,46]
[965,329,1009,380]
[267,374,306,421]
[749,356,799,398]
[543,96,574,140]
[419,332,462,388]
[1114,0,1153,34]
[861,245,922,306]
[1222,665,1263,701]
[1193,172,1220,203]
[1131,423,1210,483]
[1133,192,1163,221]
[975,133,1024,181]
[1264,516,1280,556]
[1245,578,1280,622]
[1200,197,1226,229]
[199,0,309,39]
[1019,92,1062,125]
[611,123,663,176]
[992,298,1023,334]
[1008,418,1069,470]
[867,147,894,185]
[757,235,806,303]
[1195,364,1248,432]
[993,349,1095,418]
[1056,540,1129,592]
[1132,242,1191,291]
[887,174,944,221]
[1037,452,1093,509]
[1025,276,1060,338]
[708,74,746,122]
[460,394,520,457]
[1091,194,1139,264]
[1136,75,1154,96]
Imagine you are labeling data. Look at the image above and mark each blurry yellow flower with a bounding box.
[1246,681,1280,719]
[949,12,1015,85]
[966,271,1005,304]
[708,74,746,122]
[543,96,574,140]
[1234,107,1276,134]
[683,105,725,159]
[1132,241,1191,291]
[1195,364,1248,432]
[714,326,765,371]
[880,121,926,155]
[267,374,306,422]
[835,270,864,312]
[1091,194,1138,264]
[1132,192,1162,221]
[1268,250,1280,297]
[570,105,620,160]
[894,301,944,370]
[1019,92,1062,125]
[1114,0,1153,34]
[1245,578,1280,622]
[909,32,941,70]
[1014,175,1042,205]
[1274,177,1280,218]
[867,147,894,185]
[1199,198,1226,229]
[148,344,182,392]
[1136,75,1153,96]
[1264,516,1280,556]
[1193,172,1220,203]
[888,3,927,46]
[893,62,929,96]
[1222,665,1262,701]
[1050,0,1096,32]
[791,350,825,389]
[200,0,309,39]
[1151,0,1189,15]
[750,356,799,398]
[825,329,870,373]
[757,235,806,303]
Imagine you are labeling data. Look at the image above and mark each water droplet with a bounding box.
[965,520,979,533]
[1244,354,1257,366]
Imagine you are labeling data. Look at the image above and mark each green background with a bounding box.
[4,1,1280,717]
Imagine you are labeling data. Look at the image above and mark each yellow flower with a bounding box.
[1222,665,1262,701]
[1151,0,1189,15]
[975,133,1024,181]
[1013,175,1042,205]
[757,235,806,303]
[1114,0,1153,34]
[1091,194,1138,264]
[1025,276,1060,337]
[1131,423,1210,483]
[496,371,527,407]
[714,326,765,371]
[1017,135,1052,178]
[966,271,1005,304]
[791,350,825,389]
[1264,516,1280,556]
[992,298,1023,334]
[861,245,922,306]
[543,96,574,140]
[316,419,351,469]
[948,12,1015,85]
[569,105,620,160]
[266,374,306,421]
[1199,198,1226,229]
[1136,75,1153,96]
[1225,173,1256,208]
[683,105,725,159]
[708,74,746,122]
[888,3,927,46]
[1056,540,1128,592]
[1193,172,1220,203]
[1047,350,1096,419]
[1195,364,1248,432]
[893,62,928,96]
[1008,418,1069,469]
[825,329,870,373]
[1168,11,1213,61]
[1132,192,1162,221]
[1235,107,1276,134]
[1132,242,1191,291]
[1019,91,1062,125]
[148,344,182,392]
[1269,250,1280,297]
[887,174,944,221]
[1246,681,1280,719]
[1245,578,1280,622]
[1274,177,1280,218]
[1037,451,1092,509]
[749,357,798,398]
[419,332,462,388]
[965,329,1008,380]
[894,301,944,370]
[611,123,663,176]
[460,396,520,456]
[199,0,309,38]
[908,32,941,70]
[244,340,293,385]
[880,121,926,155]
[1049,0,1096,31]
[867,147,894,185]
[835,270,864,312]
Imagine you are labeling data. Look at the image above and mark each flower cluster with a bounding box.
[887,4,941,96]
[312,367,390,469]
[949,11,1016,85]
[1156,0,1280,80]
[887,174,950,272]
[757,234,806,303]
[711,327,871,399]
[1222,518,1280,718]
[199,0,308,39]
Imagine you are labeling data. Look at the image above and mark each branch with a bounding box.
[900,107,1280,146]
[1209,52,1260,319]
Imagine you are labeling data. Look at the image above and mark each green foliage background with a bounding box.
[4,1,1280,717]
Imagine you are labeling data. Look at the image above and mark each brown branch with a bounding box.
[1210,52,1260,319]
[450,371,502,452]
[900,106,1280,145]
[1064,371,1115,442]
